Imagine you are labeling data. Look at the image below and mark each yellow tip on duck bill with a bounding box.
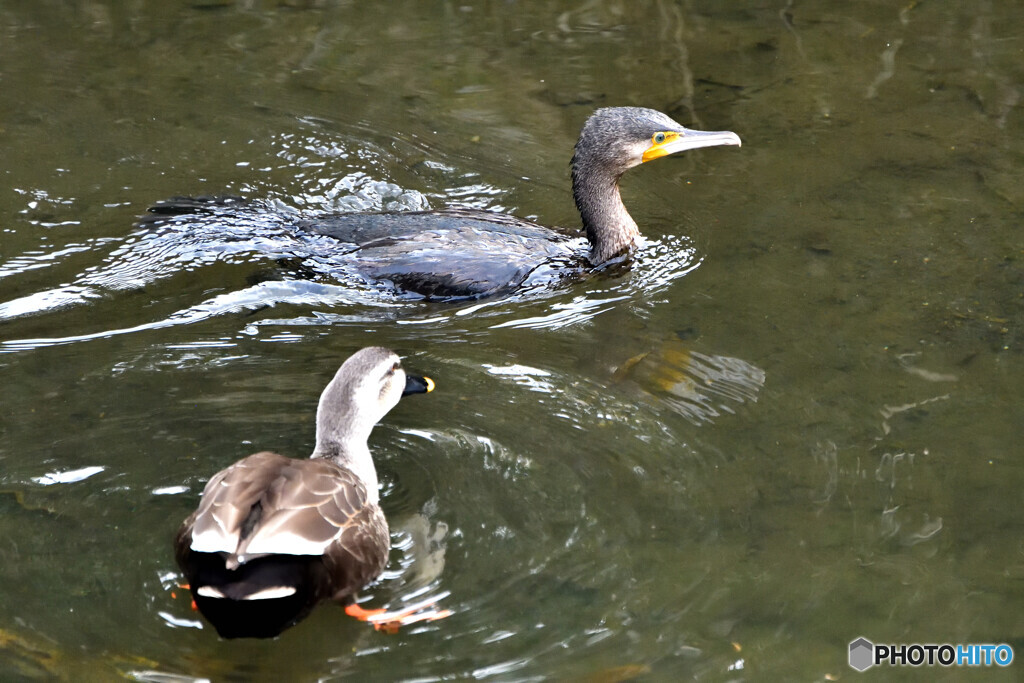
[641,128,742,163]
[402,374,434,396]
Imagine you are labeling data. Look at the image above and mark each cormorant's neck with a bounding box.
[572,163,640,265]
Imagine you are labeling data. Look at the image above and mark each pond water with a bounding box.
[1,1,1022,680]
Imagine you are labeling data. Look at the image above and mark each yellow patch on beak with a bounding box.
[641,131,681,163]
[424,376,435,393]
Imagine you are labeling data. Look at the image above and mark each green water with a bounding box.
[1,2,1022,680]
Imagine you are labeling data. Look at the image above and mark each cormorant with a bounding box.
[146,107,740,301]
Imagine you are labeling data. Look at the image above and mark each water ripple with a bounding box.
[1,125,707,349]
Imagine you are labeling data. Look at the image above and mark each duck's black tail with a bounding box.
[184,552,325,639]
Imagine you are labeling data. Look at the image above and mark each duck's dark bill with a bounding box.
[403,375,434,395]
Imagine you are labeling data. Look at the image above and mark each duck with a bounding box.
[145,106,740,301]
[174,346,446,638]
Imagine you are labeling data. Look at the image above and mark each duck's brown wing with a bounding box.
[183,451,292,556]
[181,452,388,576]
[240,457,386,563]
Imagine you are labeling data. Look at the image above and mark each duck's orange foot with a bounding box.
[369,605,453,634]
[169,583,198,611]
[344,602,387,621]
[345,598,452,634]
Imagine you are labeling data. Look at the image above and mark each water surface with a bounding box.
[1,1,1022,680]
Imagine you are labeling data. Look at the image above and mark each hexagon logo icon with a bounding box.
[849,637,874,671]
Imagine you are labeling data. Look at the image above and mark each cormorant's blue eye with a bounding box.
[653,132,666,144]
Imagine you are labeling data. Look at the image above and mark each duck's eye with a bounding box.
[390,361,402,374]
[653,132,667,144]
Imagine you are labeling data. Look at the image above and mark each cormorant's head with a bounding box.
[573,107,741,179]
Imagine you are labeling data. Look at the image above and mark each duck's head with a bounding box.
[314,347,433,457]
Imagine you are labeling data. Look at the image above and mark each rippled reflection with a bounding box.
[0,109,720,354]
[2,227,706,357]
[611,338,766,425]
[0,123,517,332]
[30,465,105,486]
[0,221,705,347]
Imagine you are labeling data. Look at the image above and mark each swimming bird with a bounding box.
[174,347,445,638]
[145,107,740,300]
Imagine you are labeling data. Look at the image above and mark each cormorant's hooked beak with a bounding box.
[641,128,741,163]
[403,374,435,396]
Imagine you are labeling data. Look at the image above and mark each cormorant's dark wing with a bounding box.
[306,209,578,299]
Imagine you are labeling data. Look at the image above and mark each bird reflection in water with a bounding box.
[612,337,765,425]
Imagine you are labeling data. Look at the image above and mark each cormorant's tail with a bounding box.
[137,195,248,226]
